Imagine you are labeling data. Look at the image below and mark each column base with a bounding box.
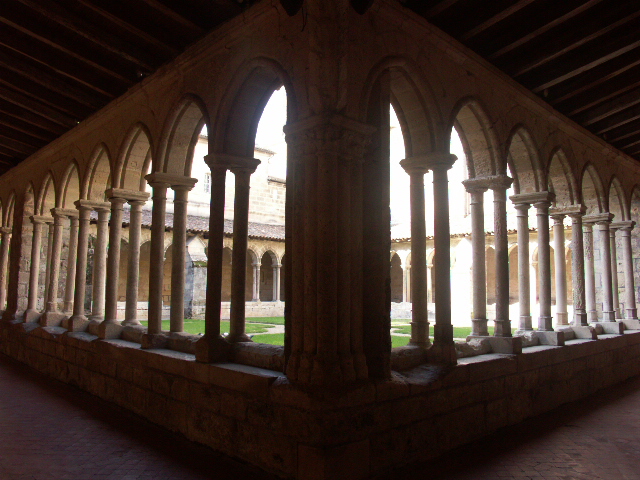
[471,318,489,336]
[518,315,533,331]
[426,343,457,365]
[97,321,123,339]
[573,311,589,327]
[39,311,66,327]
[408,321,430,347]
[87,314,104,323]
[468,335,522,354]
[141,332,169,349]
[1,309,20,323]
[226,333,253,343]
[534,330,565,346]
[537,315,553,331]
[67,315,89,332]
[494,319,512,337]
[195,335,231,363]
[601,311,616,321]
[614,308,621,319]
[621,319,640,330]
[587,310,598,323]
[626,308,638,320]
[122,318,142,326]
[23,308,42,323]
[555,312,569,326]
[570,326,597,340]
[592,321,625,335]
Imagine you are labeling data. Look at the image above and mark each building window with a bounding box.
[203,173,211,193]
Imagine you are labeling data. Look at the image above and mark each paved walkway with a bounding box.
[2,353,640,480]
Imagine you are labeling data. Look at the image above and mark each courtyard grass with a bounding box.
[246,316,285,325]
[252,333,412,348]
[140,319,271,335]
[391,325,506,338]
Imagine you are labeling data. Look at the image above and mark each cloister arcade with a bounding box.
[2,3,640,478]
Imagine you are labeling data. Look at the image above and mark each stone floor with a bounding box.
[1,352,640,480]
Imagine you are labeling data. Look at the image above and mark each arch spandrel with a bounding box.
[212,58,298,159]
[84,144,113,202]
[547,149,578,208]
[59,161,81,209]
[608,176,627,222]
[581,164,607,215]
[35,172,57,215]
[156,95,209,177]
[506,125,543,195]
[116,123,154,192]
[4,192,15,227]
[449,97,500,178]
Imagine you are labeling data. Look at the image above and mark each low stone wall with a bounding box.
[1,321,639,479]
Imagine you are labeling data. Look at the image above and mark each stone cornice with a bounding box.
[584,213,614,224]
[549,204,586,217]
[611,220,635,230]
[75,200,110,212]
[510,191,554,205]
[106,188,151,203]
[51,208,79,218]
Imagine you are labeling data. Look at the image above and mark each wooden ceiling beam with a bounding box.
[0,30,124,98]
[0,85,77,128]
[0,12,134,86]
[137,0,205,36]
[601,120,640,144]
[616,133,640,151]
[424,0,464,18]
[592,106,640,135]
[0,132,38,155]
[488,0,604,60]
[0,154,18,167]
[574,87,640,126]
[0,141,33,158]
[73,0,179,58]
[0,122,47,150]
[0,99,69,136]
[461,0,536,41]
[0,113,55,143]
[0,49,110,109]
[509,10,640,77]
[16,0,159,73]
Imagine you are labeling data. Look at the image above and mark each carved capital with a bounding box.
[584,212,614,225]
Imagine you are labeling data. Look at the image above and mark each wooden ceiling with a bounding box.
[405,0,640,162]
[0,0,639,175]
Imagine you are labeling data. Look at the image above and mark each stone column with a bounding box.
[142,174,171,343]
[510,199,532,331]
[252,262,260,302]
[463,179,489,336]
[400,157,430,347]
[40,209,73,326]
[68,202,100,331]
[23,216,48,322]
[169,180,197,333]
[594,214,616,321]
[42,220,54,308]
[534,197,553,331]
[551,214,569,326]
[123,197,149,326]
[429,154,457,363]
[0,227,12,310]
[273,263,281,302]
[99,191,128,339]
[490,176,514,336]
[583,220,597,322]
[196,156,232,363]
[228,159,260,343]
[62,215,79,315]
[88,206,110,323]
[616,221,638,319]
[609,226,620,318]
[569,209,588,326]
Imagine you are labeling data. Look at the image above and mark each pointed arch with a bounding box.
[360,56,441,157]
[4,191,15,227]
[608,176,627,221]
[547,148,578,208]
[581,163,606,215]
[156,95,209,176]
[448,97,500,178]
[505,124,543,194]
[83,143,112,201]
[115,122,154,191]
[35,172,57,215]
[212,57,298,158]
[59,161,81,209]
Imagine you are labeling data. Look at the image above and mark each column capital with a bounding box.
[464,175,511,193]
[74,199,110,212]
[550,204,585,218]
[106,188,151,203]
[401,152,457,175]
[51,207,78,219]
[30,215,53,225]
[171,178,198,192]
[611,220,635,231]
[145,172,199,189]
[513,203,531,215]
[550,214,565,225]
[205,153,261,173]
[584,212,614,225]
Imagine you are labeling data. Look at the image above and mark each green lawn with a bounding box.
[246,316,285,325]
[251,333,412,348]
[141,319,271,335]
[391,325,503,338]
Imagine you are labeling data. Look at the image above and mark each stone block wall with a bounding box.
[1,322,639,479]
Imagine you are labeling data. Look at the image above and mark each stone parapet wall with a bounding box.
[1,322,639,479]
